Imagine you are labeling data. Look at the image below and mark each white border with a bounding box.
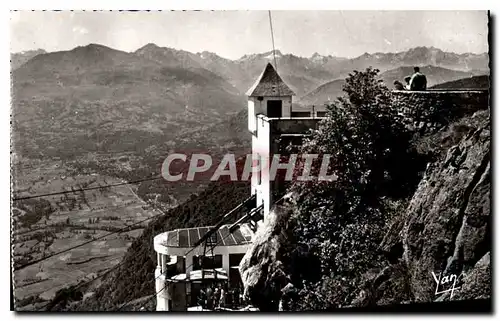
[2,2,498,321]
[3,1,497,10]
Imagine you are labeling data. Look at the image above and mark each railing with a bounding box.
[191,195,256,248]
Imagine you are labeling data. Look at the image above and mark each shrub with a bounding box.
[288,67,415,309]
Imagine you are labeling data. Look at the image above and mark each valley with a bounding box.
[11,158,162,310]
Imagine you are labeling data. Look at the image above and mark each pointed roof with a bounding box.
[246,63,295,97]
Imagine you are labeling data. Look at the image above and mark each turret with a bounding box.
[247,63,295,133]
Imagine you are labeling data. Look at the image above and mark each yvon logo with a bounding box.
[431,271,465,299]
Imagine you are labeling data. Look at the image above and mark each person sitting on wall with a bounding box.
[393,80,405,90]
[404,76,412,90]
[409,66,427,91]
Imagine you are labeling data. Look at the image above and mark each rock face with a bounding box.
[238,196,296,311]
[240,109,490,310]
[453,252,491,300]
[402,110,490,302]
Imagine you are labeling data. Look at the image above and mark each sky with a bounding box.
[10,10,489,59]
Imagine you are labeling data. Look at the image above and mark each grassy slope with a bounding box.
[429,75,490,90]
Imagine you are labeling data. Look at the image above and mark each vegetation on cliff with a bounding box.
[285,68,427,310]
[239,67,490,311]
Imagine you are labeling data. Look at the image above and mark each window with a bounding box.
[267,100,283,118]
[291,111,311,117]
[317,111,327,117]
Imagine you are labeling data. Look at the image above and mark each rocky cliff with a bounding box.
[402,109,490,302]
[239,109,490,310]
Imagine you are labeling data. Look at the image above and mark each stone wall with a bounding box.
[391,90,489,134]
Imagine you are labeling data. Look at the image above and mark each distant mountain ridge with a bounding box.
[300,65,487,106]
[10,49,47,70]
[12,45,489,97]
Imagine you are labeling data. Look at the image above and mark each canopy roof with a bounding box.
[161,223,254,248]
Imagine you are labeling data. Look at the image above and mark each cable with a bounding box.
[268,10,282,108]
[13,205,166,271]
[268,10,279,75]
[143,199,258,289]
[27,195,221,310]
[115,225,220,311]
[122,203,266,312]
[117,194,280,311]
[12,175,163,201]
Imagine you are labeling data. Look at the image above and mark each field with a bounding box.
[11,157,162,310]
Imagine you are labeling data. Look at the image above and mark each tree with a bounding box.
[288,67,413,309]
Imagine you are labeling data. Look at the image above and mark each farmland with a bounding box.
[11,157,161,310]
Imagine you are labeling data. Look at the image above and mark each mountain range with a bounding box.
[12,44,489,95]
[300,65,488,106]
[11,44,489,161]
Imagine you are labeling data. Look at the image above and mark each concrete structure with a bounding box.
[153,62,326,311]
[248,63,326,219]
[154,223,255,311]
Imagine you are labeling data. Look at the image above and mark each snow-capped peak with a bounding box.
[311,52,325,62]
[263,50,282,60]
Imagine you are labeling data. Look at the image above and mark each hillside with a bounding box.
[134,43,204,69]
[241,111,491,311]
[10,49,47,70]
[299,79,345,106]
[300,65,481,106]
[429,75,490,90]
[379,65,480,89]
[11,43,246,160]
